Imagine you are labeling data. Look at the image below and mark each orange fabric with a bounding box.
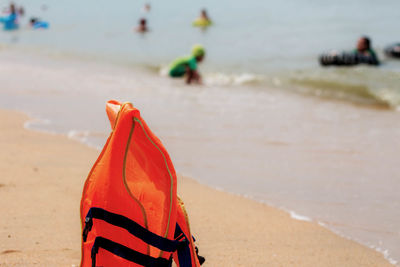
[80,101,178,266]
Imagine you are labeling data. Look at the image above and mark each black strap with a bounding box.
[83,207,181,252]
[174,223,192,267]
[91,236,172,267]
[174,223,205,266]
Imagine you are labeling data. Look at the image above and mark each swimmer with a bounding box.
[319,36,380,66]
[0,3,18,30]
[30,17,49,29]
[199,9,210,22]
[193,9,212,28]
[18,6,24,16]
[354,36,379,65]
[168,45,205,84]
[143,3,151,13]
[135,18,148,33]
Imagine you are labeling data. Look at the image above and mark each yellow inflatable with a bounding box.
[192,18,212,27]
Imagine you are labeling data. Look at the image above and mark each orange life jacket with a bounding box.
[80,100,203,267]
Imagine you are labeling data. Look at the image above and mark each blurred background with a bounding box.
[1,0,400,107]
[0,0,399,265]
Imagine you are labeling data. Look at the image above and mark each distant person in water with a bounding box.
[30,17,49,29]
[319,36,380,66]
[135,18,148,33]
[0,3,18,30]
[143,3,151,13]
[193,9,212,27]
[18,6,24,16]
[168,45,205,84]
[199,9,210,22]
[354,36,379,65]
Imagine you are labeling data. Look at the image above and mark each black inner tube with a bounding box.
[384,44,400,58]
[319,52,379,66]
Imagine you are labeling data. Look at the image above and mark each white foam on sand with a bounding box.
[23,117,57,135]
[372,246,398,266]
[66,130,104,151]
[204,72,263,86]
[317,221,399,266]
[67,129,90,143]
[288,210,312,222]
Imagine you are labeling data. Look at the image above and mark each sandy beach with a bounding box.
[0,109,392,266]
[0,0,399,265]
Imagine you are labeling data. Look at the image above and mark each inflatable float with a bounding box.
[32,21,49,29]
[192,18,212,27]
[319,51,379,66]
[80,100,205,267]
[384,43,400,59]
[30,18,49,29]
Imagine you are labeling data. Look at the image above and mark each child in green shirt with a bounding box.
[169,45,205,84]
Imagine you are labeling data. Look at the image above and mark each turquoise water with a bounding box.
[1,0,400,107]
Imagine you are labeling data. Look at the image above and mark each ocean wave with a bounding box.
[157,65,263,86]
[151,63,400,110]
[203,67,400,109]
[286,67,400,109]
[203,72,264,86]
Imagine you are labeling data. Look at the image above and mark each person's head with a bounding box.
[29,18,39,26]
[139,18,147,26]
[192,44,205,62]
[357,36,371,52]
[9,3,16,14]
[201,9,208,18]
[18,7,24,16]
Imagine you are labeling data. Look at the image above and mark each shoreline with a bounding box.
[0,109,394,266]
[19,110,399,265]
[1,44,399,110]
[11,88,400,266]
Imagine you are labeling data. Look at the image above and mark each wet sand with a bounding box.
[0,109,392,266]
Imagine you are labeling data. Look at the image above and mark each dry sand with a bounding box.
[0,109,392,266]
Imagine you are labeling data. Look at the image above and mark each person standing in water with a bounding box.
[143,3,151,13]
[199,9,211,22]
[135,18,148,33]
[168,45,206,84]
[0,3,18,30]
[193,9,212,27]
[354,36,379,65]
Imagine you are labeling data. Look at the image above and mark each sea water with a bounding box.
[0,0,399,264]
[1,0,400,107]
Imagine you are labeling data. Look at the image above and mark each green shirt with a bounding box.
[168,56,197,77]
[353,48,379,65]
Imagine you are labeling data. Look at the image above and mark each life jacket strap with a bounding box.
[174,223,205,266]
[91,236,172,267]
[83,207,182,252]
[174,223,193,267]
